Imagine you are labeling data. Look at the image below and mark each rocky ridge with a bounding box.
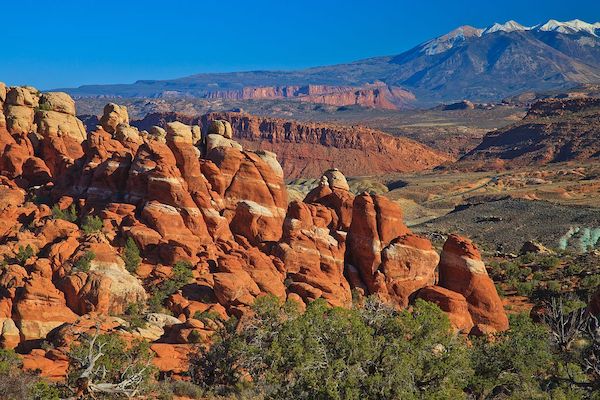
[133,110,451,179]
[199,83,415,110]
[459,97,600,168]
[0,83,507,379]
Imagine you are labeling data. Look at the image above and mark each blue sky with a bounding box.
[2,0,599,89]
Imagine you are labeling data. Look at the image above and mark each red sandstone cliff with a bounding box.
[205,112,450,178]
[199,83,415,110]
[134,111,450,179]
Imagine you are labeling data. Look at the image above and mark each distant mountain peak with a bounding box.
[482,20,529,34]
[420,25,483,55]
[420,18,600,56]
[535,19,599,36]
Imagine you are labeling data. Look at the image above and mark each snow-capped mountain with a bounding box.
[419,19,600,56]
[64,18,600,104]
[536,19,600,36]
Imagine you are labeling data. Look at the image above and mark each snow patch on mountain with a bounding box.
[482,20,529,34]
[535,19,599,36]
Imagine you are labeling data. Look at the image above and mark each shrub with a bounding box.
[546,280,562,294]
[468,313,555,399]
[538,255,561,270]
[168,380,203,399]
[73,251,95,272]
[124,302,147,331]
[29,381,60,400]
[123,237,141,274]
[503,261,531,281]
[515,281,535,297]
[191,295,472,399]
[193,310,222,322]
[0,349,59,400]
[519,252,536,264]
[155,379,204,400]
[581,274,600,291]
[67,333,155,397]
[0,349,21,375]
[188,330,202,344]
[36,102,52,112]
[81,215,103,234]
[148,261,193,312]
[51,205,77,223]
[566,263,584,276]
[15,244,35,266]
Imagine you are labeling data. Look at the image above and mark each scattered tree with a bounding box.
[67,331,155,398]
[191,296,472,399]
[123,237,141,274]
[81,215,103,234]
[0,349,60,400]
[73,251,95,273]
[15,244,35,266]
[148,261,193,313]
[51,204,78,223]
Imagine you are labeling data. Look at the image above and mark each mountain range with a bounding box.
[62,19,600,106]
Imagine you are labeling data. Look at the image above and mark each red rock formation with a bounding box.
[274,200,351,307]
[0,86,508,382]
[417,286,474,333]
[345,193,439,306]
[437,234,509,333]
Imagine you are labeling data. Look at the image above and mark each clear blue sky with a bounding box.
[2,0,599,89]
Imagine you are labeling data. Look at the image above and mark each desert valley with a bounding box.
[1,7,600,399]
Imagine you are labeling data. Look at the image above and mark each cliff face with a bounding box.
[199,83,415,110]
[134,111,451,179]
[461,97,600,167]
[205,112,450,178]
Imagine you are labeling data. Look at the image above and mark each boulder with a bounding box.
[38,92,76,116]
[207,147,287,244]
[323,168,350,191]
[206,133,242,152]
[22,349,69,380]
[0,82,6,104]
[418,286,474,333]
[166,121,197,144]
[99,103,129,134]
[5,86,39,107]
[151,343,191,374]
[61,241,147,315]
[520,240,554,255]
[305,172,355,230]
[207,119,233,139]
[114,123,143,144]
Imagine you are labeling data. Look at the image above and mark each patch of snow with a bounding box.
[535,19,599,37]
[482,20,529,34]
